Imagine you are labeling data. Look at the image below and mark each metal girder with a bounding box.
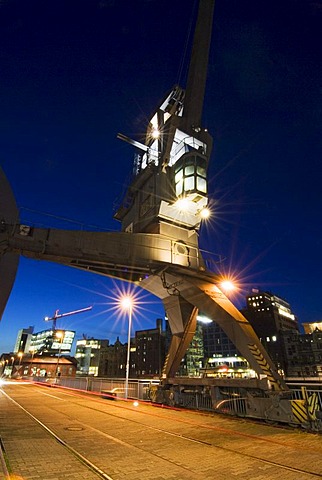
[0,224,205,280]
[139,272,287,391]
[0,220,286,390]
[162,296,198,378]
[182,0,216,130]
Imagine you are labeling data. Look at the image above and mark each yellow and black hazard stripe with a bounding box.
[308,392,319,420]
[291,388,320,424]
[162,353,170,376]
[248,343,283,391]
[291,399,308,423]
[301,386,320,420]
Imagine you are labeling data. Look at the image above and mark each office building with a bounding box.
[14,326,34,353]
[242,289,299,374]
[75,338,109,376]
[178,321,204,377]
[30,329,75,355]
[282,324,322,378]
[98,337,130,377]
[201,316,239,359]
[135,318,165,377]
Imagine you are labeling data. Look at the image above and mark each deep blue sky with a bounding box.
[0,0,321,354]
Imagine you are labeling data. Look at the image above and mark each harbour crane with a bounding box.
[0,0,282,390]
[1,1,310,424]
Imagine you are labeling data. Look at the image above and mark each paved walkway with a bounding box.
[1,381,322,480]
[0,383,100,480]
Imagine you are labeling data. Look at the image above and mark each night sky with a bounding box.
[0,0,321,354]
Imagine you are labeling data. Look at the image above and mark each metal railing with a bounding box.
[34,375,322,431]
[36,376,160,401]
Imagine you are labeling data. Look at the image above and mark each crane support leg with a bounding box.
[162,295,198,378]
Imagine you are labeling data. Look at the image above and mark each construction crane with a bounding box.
[44,306,93,330]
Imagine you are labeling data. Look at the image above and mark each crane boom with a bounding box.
[182,0,215,129]
[44,305,92,330]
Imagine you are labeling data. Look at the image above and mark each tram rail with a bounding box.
[1,382,322,479]
[33,375,322,431]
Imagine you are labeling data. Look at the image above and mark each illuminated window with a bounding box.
[196,177,206,192]
[184,176,194,191]
[197,166,206,176]
[174,153,207,197]
[185,165,194,175]
[176,179,183,195]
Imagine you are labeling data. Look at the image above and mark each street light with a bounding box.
[17,352,23,377]
[119,295,134,400]
[29,346,36,376]
[55,331,64,378]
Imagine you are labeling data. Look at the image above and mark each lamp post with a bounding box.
[17,352,23,377]
[120,295,134,400]
[29,346,36,376]
[10,356,14,377]
[55,331,64,378]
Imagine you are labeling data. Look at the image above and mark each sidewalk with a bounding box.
[1,381,322,480]
[0,386,100,480]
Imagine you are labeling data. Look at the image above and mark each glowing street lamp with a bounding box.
[119,295,134,400]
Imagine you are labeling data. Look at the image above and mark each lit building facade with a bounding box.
[201,356,256,379]
[201,318,239,359]
[242,289,299,374]
[178,321,204,377]
[302,321,322,334]
[0,352,77,378]
[30,329,75,355]
[75,338,109,376]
